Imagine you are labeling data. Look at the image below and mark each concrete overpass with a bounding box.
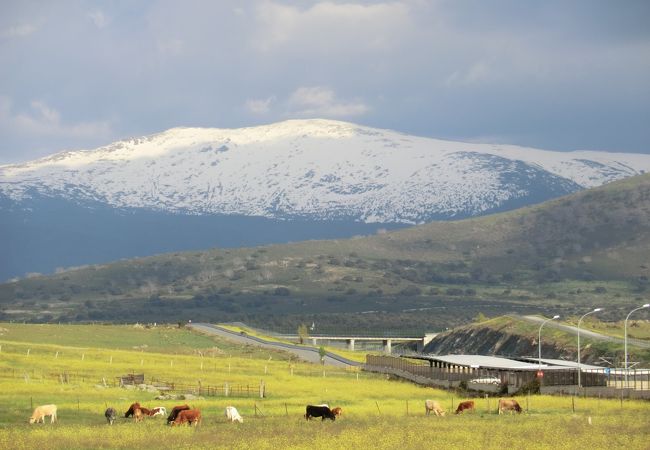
[296,333,439,353]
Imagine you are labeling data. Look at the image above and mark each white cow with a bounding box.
[425,399,445,416]
[29,404,58,424]
[225,406,243,423]
[152,406,167,417]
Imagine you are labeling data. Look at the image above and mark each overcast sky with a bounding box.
[1,0,649,163]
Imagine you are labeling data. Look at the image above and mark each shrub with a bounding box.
[400,285,421,296]
[515,378,540,395]
[274,287,291,296]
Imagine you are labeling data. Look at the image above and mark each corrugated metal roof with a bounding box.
[517,357,604,370]
[404,354,602,371]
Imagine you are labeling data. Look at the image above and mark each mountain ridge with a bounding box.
[2,173,650,328]
[2,119,648,224]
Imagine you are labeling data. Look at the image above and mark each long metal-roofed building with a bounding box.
[365,353,608,392]
[408,354,603,371]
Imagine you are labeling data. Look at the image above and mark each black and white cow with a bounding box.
[305,405,336,421]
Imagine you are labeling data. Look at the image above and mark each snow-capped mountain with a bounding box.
[2,119,648,224]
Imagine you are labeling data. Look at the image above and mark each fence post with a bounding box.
[406,400,409,416]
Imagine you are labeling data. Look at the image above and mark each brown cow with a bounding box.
[331,407,343,417]
[172,409,201,426]
[133,408,144,423]
[124,402,141,418]
[139,407,157,416]
[455,400,475,414]
[167,404,191,424]
[498,398,522,415]
[425,399,445,416]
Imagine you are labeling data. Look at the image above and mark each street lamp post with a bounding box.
[624,303,650,387]
[538,315,560,369]
[577,308,603,389]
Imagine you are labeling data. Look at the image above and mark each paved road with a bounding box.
[521,315,650,349]
[189,323,360,367]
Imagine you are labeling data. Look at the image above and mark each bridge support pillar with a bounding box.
[383,339,392,354]
[311,338,318,346]
[347,339,355,351]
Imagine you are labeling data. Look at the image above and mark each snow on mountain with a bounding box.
[1,119,648,224]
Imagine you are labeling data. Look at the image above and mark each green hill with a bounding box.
[2,174,650,331]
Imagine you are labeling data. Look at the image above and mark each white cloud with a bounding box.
[287,86,369,117]
[245,96,275,114]
[0,23,37,39]
[88,10,110,29]
[244,87,369,118]
[252,1,412,52]
[0,97,112,141]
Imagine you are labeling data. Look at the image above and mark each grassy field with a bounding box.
[0,323,649,449]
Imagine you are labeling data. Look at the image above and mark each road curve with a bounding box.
[189,323,361,368]
[521,315,650,349]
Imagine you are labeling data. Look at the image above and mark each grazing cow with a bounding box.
[305,405,336,421]
[498,399,522,415]
[172,409,202,426]
[331,407,343,418]
[151,407,167,417]
[167,404,191,424]
[29,404,57,424]
[141,407,162,417]
[225,406,243,423]
[424,399,445,416]
[104,407,117,425]
[133,408,144,423]
[455,401,475,414]
[124,402,141,418]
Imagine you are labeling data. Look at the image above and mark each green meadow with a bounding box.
[0,323,648,449]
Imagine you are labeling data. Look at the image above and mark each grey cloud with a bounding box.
[0,0,648,164]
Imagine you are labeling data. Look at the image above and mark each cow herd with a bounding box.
[28,402,243,427]
[425,398,523,416]
[28,398,519,426]
[121,402,217,426]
